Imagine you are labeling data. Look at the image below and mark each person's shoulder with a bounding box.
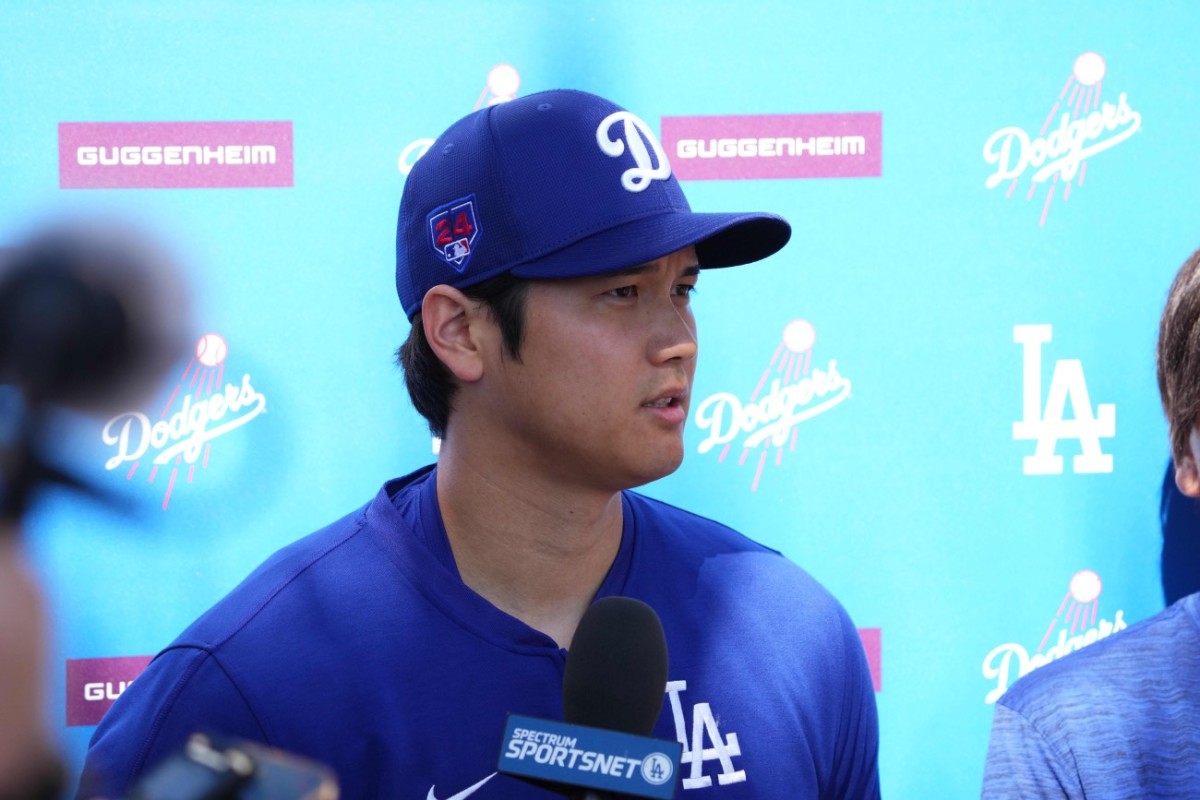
[1000,593,1200,716]
[1179,589,1200,630]
[623,490,849,618]
[171,479,413,651]
[623,490,781,555]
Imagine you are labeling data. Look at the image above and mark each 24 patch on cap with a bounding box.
[427,195,481,272]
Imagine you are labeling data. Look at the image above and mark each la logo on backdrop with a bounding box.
[981,570,1126,704]
[1012,324,1115,475]
[101,333,267,510]
[983,52,1141,226]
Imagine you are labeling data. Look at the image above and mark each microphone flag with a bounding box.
[497,713,679,799]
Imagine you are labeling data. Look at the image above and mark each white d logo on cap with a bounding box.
[596,111,672,193]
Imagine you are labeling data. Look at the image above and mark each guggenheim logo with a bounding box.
[59,121,294,189]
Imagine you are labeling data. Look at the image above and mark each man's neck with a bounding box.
[434,445,624,650]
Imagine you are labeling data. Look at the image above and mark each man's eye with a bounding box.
[674,284,698,298]
[609,285,637,298]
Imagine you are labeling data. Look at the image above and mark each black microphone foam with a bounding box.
[563,597,668,737]
[0,218,189,412]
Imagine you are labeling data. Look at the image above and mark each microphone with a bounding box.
[121,732,339,800]
[0,218,188,413]
[563,596,668,739]
[497,597,681,799]
[0,218,189,521]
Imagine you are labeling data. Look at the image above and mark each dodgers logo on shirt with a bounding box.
[427,195,481,271]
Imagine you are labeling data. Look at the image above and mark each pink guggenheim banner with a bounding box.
[65,656,154,727]
[58,121,294,189]
[660,113,882,181]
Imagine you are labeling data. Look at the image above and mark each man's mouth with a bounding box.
[643,390,686,409]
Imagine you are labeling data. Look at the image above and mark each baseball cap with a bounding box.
[395,89,791,319]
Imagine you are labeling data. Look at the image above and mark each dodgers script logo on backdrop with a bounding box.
[983,52,1141,226]
[693,320,851,491]
[66,655,153,727]
[660,112,882,181]
[397,64,521,176]
[427,196,480,269]
[596,111,672,192]
[59,121,293,190]
[102,333,267,510]
[981,570,1126,703]
[1013,324,1115,475]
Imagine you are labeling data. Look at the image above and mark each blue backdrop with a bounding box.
[3,2,1198,797]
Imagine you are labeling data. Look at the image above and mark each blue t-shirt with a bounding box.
[80,466,880,799]
[982,592,1200,799]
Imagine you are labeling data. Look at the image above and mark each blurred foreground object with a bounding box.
[0,216,189,798]
[127,734,338,800]
[0,532,63,800]
[0,217,190,521]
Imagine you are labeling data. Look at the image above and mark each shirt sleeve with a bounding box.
[830,605,881,800]
[76,645,268,800]
[980,702,1082,800]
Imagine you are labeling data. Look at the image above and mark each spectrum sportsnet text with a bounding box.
[504,736,645,780]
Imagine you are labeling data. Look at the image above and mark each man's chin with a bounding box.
[622,451,685,490]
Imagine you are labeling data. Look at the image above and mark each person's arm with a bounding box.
[830,607,881,800]
[981,703,1081,800]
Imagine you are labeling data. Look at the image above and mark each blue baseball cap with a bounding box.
[396,89,791,320]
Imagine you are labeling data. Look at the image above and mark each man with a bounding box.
[981,245,1200,798]
[81,89,880,799]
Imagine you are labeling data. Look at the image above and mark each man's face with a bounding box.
[478,245,699,493]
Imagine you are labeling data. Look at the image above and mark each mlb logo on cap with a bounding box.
[427,195,480,272]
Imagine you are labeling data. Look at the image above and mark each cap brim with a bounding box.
[508,210,791,281]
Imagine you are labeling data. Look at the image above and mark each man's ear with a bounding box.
[421,285,486,383]
[1176,456,1200,498]
[1175,429,1200,497]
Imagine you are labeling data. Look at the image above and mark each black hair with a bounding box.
[396,272,529,439]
